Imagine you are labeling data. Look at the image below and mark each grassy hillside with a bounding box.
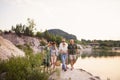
[47,29,77,40]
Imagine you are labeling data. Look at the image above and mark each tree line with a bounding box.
[0,18,119,47]
[81,39,120,49]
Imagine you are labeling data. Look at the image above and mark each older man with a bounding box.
[68,39,77,70]
[59,38,68,71]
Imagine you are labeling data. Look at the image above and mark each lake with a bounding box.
[74,50,120,80]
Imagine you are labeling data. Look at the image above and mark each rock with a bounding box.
[2,33,42,53]
[94,76,101,80]
[49,66,101,80]
[0,72,6,80]
[0,36,25,60]
[89,77,96,80]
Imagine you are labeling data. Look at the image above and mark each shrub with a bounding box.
[0,57,30,80]
[27,70,49,80]
[0,54,49,80]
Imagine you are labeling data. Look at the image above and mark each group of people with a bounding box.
[46,38,78,72]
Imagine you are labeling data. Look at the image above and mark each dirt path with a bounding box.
[49,66,101,80]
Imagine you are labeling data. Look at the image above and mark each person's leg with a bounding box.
[53,55,57,69]
[47,53,50,67]
[64,54,67,71]
[69,55,74,70]
[61,54,66,71]
[66,53,69,69]
[61,54,64,70]
[73,55,77,64]
[70,55,77,70]
[50,56,54,68]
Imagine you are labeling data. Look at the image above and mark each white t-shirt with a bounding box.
[59,42,68,53]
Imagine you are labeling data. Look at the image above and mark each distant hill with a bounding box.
[47,29,77,40]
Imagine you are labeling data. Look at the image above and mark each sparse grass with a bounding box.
[56,68,60,77]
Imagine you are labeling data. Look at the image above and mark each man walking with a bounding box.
[59,38,68,71]
[68,39,77,70]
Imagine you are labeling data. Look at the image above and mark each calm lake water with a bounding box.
[74,50,120,80]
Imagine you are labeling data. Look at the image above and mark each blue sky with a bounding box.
[0,0,120,40]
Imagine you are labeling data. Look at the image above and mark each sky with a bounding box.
[0,0,120,40]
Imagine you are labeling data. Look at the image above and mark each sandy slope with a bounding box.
[0,36,25,60]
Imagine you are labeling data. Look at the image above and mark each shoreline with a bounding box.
[49,66,101,80]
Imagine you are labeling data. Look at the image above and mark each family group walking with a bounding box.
[46,38,78,72]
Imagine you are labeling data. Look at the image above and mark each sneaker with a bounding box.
[64,69,67,72]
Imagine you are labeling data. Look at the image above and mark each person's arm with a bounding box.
[55,47,59,56]
[67,44,70,54]
[75,44,78,54]
[59,43,63,53]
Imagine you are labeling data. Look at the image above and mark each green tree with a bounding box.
[12,24,25,36]
[0,29,3,34]
[11,18,36,37]
[24,18,36,36]
[43,30,51,41]
[55,35,62,44]
[36,31,43,38]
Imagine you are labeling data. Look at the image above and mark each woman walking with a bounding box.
[50,42,58,69]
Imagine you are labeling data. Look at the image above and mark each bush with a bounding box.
[40,40,47,46]
[0,41,50,80]
[0,57,30,80]
[0,54,49,80]
[16,44,33,56]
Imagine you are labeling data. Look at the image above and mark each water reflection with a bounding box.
[75,50,120,80]
[80,49,120,58]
